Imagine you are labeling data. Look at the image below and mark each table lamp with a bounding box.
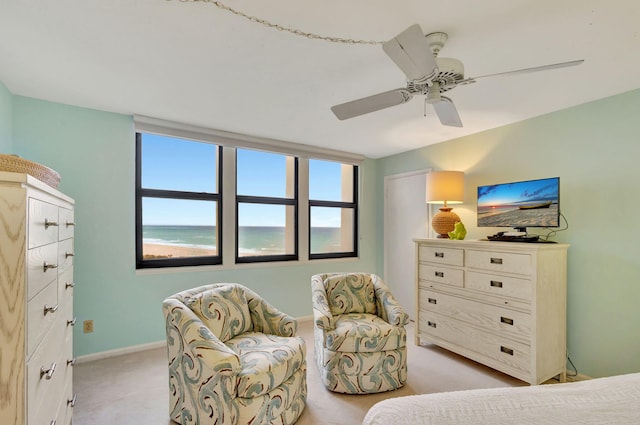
[425,171,464,238]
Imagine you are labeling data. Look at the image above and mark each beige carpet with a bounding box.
[73,320,527,425]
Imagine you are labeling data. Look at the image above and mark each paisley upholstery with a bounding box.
[312,273,409,394]
[163,283,306,424]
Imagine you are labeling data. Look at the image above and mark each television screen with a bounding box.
[477,177,560,230]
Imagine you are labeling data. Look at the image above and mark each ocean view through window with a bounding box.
[136,133,222,268]
[135,128,359,268]
[309,159,358,259]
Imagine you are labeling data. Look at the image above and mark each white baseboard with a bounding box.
[76,340,165,364]
[76,315,313,364]
[567,373,592,382]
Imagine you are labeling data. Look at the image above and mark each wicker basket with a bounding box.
[0,154,61,188]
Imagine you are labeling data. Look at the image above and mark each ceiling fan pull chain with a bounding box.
[171,0,384,45]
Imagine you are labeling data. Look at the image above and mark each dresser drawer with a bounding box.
[58,372,76,425]
[57,238,74,273]
[419,244,464,266]
[419,288,531,339]
[27,320,66,425]
[467,271,533,301]
[58,206,75,241]
[27,242,59,300]
[419,264,464,287]
[28,198,59,249]
[27,281,59,358]
[58,267,75,308]
[467,249,532,275]
[418,311,531,375]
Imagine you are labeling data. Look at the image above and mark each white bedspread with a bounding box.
[363,373,640,425]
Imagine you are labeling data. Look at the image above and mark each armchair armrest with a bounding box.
[244,287,298,337]
[163,298,242,424]
[163,299,241,376]
[372,275,410,327]
[311,274,335,330]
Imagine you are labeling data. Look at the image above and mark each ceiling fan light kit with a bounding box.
[331,24,584,127]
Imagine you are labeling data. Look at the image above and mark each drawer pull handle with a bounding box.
[66,221,76,227]
[490,280,503,288]
[434,252,444,258]
[50,421,56,425]
[68,393,78,407]
[490,257,503,265]
[65,252,75,258]
[43,304,59,315]
[428,298,437,304]
[67,317,77,326]
[500,346,514,356]
[40,363,56,380]
[427,321,437,328]
[43,262,58,272]
[67,357,77,366]
[44,219,59,229]
[435,271,444,278]
[500,317,514,326]
[65,281,75,289]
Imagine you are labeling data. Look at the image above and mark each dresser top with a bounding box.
[0,171,74,204]
[414,238,569,251]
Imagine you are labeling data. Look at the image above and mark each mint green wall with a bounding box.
[377,89,640,378]
[11,96,379,357]
[0,81,12,152]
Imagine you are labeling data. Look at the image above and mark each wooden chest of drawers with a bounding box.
[414,239,569,385]
[0,172,76,425]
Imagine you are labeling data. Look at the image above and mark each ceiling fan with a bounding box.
[331,24,584,127]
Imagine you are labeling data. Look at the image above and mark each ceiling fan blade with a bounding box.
[331,89,413,120]
[383,24,438,83]
[432,96,463,127]
[459,59,584,85]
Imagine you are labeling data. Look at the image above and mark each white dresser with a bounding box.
[0,172,76,425]
[414,239,568,385]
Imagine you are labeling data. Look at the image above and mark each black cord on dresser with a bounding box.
[567,355,578,377]
[535,212,569,242]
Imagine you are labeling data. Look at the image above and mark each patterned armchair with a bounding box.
[311,273,410,394]
[162,283,307,425]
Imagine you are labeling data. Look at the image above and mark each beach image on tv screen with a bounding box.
[477,177,559,228]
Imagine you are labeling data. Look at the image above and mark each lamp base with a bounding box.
[432,207,461,239]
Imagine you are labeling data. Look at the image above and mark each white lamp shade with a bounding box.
[425,171,464,204]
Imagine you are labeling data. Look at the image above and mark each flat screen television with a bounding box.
[477,177,560,232]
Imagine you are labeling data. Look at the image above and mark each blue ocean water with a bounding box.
[143,225,344,256]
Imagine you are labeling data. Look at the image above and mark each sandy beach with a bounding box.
[143,243,216,259]
[477,204,559,227]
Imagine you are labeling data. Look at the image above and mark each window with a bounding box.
[236,149,298,263]
[134,117,362,269]
[135,133,222,268]
[309,159,358,259]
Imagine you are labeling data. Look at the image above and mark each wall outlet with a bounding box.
[83,319,94,333]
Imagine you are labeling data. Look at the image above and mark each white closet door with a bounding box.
[383,169,430,320]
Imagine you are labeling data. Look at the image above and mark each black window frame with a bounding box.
[135,132,223,269]
[308,163,359,260]
[235,153,299,264]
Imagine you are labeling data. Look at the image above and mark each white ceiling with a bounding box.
[1,0,639,158]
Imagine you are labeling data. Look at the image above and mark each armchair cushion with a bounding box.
[325,313,407,353]
[186,284,252,342]
[226,332,306,398]
[324,273,377,316]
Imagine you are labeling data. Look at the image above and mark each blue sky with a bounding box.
[477,177,559,207]
[141,134,345,226]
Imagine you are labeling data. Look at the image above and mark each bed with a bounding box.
[363,373,640,425]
